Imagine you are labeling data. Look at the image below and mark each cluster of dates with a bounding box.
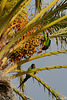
[10,32,44,62]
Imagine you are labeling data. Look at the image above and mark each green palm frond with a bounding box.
[9,0,31,24]
[0,0,25,37]
[5,50,67,74]
[0,0,67,99]
[13,88,28,100]
[0,0,61,60]
[50,27,67,36]
[9,65,67,75]
[17,65,25,92]
[11,73,66,100]
[35,0,42,12]
[0,15,67,60]
[0,0,7,15]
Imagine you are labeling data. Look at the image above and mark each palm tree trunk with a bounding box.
[0,71,16,100]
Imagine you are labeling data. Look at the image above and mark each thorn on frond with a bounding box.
[44,86,46,93]
[38,81,41,86]
[48,91,51,100]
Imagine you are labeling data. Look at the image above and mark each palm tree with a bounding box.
[0,0,67,100]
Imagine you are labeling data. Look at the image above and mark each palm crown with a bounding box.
[0,0,67,100]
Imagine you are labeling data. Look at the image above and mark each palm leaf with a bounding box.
[5,50,67,73]
[0,0,25,37]
[0,0,67,99]
[0,0,7,15]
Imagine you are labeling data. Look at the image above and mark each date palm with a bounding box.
[0,0,67,100]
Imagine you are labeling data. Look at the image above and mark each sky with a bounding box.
[11,0,67,100]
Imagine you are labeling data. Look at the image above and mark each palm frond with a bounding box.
[35,0,42,12]
[9,65,67,75]
[13,74,66,100]
[0,15,67,60]
[9,0,31,24]
[0,0,67,99]
[5,50,67,74]
[0,0,7,15]
[0,0,25,37]
[13,88,28,100]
